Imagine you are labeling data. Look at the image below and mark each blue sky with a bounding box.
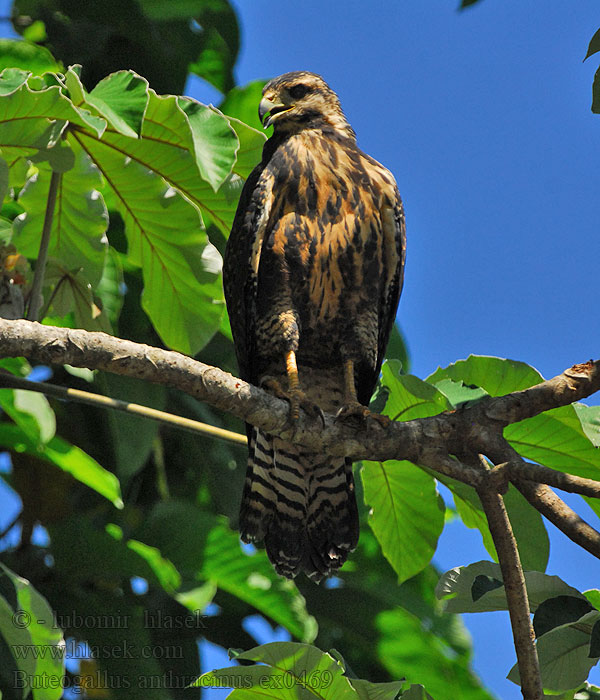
[1,1,600,698]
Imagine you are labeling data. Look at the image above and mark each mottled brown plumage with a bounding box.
[224,71,406,580]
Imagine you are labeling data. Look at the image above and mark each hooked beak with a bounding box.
[259,96,292,129]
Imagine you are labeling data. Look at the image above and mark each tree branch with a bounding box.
[476,463,542,700]
[0,319,597,471]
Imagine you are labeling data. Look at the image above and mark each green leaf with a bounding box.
[0,67,30,96]
[0,154,8,203]
[28,141,75,172]
[0,423,122,507]
[361,460,445,583]
[503,484,549,572]
[143,502,316,642]
[427,355,543,396]
[377,607,494,700]
[87,70,149,138]
[507,610,600,692]
[433,378,488,408]
[106,524,181,594]
[574,404,600,447]
[505,405,600,481]
[75,87,245,235]
[220,79,268,132]
[585,28,600,60]
[0,562,65,700]
[45,265,112,332]
[225,115,266,180]
[381,361,452,421]
[179,98,238,190]
[73,131,224,353]
[0,386,56,444]
[195,642,359,698]
[533,596,594,638]
[99,372,166,483]
[401,686,436,700]
[586,590,600,611]
[350,677,405,699]
[0,73,105,166]
[436,561,586,614]
[384,323,411,374]
[95,246,124,326]
[14,147,109,286]
[0,38,62,75]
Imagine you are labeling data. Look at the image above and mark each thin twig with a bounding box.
[489,444,600,559]
[476,462,543,700]
[495,460,600,499]
[0,371,247,446]
[514,480,600,559]
[27,170,61,322]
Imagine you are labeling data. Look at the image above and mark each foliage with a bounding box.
[0,2,599,699]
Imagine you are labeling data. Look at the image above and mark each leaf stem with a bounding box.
[27,169,61,322]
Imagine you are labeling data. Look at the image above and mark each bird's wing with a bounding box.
[357,182,406,406]
[223,160,275,387]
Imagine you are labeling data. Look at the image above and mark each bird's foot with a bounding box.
[335,401,391,428]
[261,377,325,429]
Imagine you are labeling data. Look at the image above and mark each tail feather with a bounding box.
[239,427,358,580]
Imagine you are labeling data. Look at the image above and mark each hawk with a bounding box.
[224,71,406,580]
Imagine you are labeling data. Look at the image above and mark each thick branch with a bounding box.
[0,319,597,474]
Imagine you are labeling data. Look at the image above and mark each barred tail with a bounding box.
[239,427,359,581]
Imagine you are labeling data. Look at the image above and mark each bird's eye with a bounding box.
[288,84,308,100]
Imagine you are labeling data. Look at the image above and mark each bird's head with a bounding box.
[259,71,355,139]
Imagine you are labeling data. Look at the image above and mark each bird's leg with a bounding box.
[336,358,390,427]
[261,350,324,427]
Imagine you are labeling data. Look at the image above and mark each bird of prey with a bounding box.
[224,71,406,580]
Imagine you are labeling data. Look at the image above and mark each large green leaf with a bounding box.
[225,116,266,180]
[220,79,268,132]
[87,70,149,138]
[426,356,543,396]
[377,607,494,700]
[195,642,360,699]
[106,523,181,594]
[440,477,549,573]
[508,610,600,692]
[143,502,316,642]
[13,147,109,287]
[0,38,62,75]
[73,87,240,229]
[0,562,65,700]
[98,372,166,483]
[178,98,238,190]
[362,460,445,583]
[505,405,600,481]
[70,127,224,354]
[381,360,452,421]
[0,386,55,445]
[0,70,105,165]
[0,423,122,507]
[436,561,586,614]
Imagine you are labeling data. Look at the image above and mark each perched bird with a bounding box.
[223,71,406,580]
